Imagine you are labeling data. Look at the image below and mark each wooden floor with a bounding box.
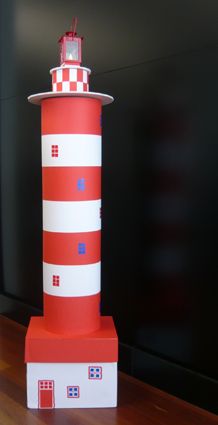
[0,315,218,425]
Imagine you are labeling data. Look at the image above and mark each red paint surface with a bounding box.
[42,167,101,201]
[62,68,69,81]
[25,316,118,362]
[38,381,54,409]
[77,68,83,82]
[41,97,102,135]
[43,292,101,335]
[43,230,100,265]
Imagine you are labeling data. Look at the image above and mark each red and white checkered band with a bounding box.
[51,66,90,93]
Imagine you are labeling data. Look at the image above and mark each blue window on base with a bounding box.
[77,178,85,191]
[78,243,86,255]
[88,366,102,380]
[67,386,80,398]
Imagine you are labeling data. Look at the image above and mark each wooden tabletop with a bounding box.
[0,314,217,425]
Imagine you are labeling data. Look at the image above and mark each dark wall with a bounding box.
[1,0,218,413]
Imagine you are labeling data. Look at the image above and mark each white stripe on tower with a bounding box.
[43,200,101,233]
[42,134,102,167]
[43,261,101,297]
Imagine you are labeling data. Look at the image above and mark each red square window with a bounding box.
[51,145,59,157]
[53,275,60,286]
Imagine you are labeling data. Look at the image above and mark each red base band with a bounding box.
[43,292,100,335]
[42,97,101,135]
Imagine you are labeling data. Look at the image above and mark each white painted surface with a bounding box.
[28,91,114,106]
[77,82,84,91]
[43,200,101,233]
[62,81,70,91]
[83,70,88,83]
[43,262,101,297]
[56,69,62,83]
[42,134,102,167]
[69,68,77,81]
[27,362,117,408]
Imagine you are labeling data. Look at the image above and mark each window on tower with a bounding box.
[77,178,85,191]
[53,275,60,286]
[51,145,59,157]
[78,243,86,255]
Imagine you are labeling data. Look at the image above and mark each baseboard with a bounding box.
[0,293,41,326]
[1,293,218,414]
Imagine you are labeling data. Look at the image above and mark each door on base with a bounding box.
[38,380,54,409]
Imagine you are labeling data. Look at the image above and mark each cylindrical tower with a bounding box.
[25,20,118,409]
[42,96,102,335]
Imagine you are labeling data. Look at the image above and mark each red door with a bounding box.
[38,380,54,409]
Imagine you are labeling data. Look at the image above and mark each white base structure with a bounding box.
[27,362,117,408]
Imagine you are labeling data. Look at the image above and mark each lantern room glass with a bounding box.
[66,40,79,61]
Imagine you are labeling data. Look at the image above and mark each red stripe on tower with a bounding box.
[43,230,101,265]
[42,167,101,201]
[44,292,100,335]
[42,97,101,135]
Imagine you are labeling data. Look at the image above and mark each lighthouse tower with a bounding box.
[25,19,118,409]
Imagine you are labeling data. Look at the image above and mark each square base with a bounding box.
[25,316,118,408]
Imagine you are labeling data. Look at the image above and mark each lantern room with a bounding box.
[59,18,82,66]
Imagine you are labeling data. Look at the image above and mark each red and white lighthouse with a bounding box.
[25,19,118,409]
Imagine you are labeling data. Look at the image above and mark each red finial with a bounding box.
[71,17,78,37]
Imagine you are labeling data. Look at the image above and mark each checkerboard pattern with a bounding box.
[52,67,89,92]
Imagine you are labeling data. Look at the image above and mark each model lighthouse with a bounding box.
[25,19,118,409]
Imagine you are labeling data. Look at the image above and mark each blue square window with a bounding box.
[88,366,102,380]
[78,243,86,255]
[67,386,79,398]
